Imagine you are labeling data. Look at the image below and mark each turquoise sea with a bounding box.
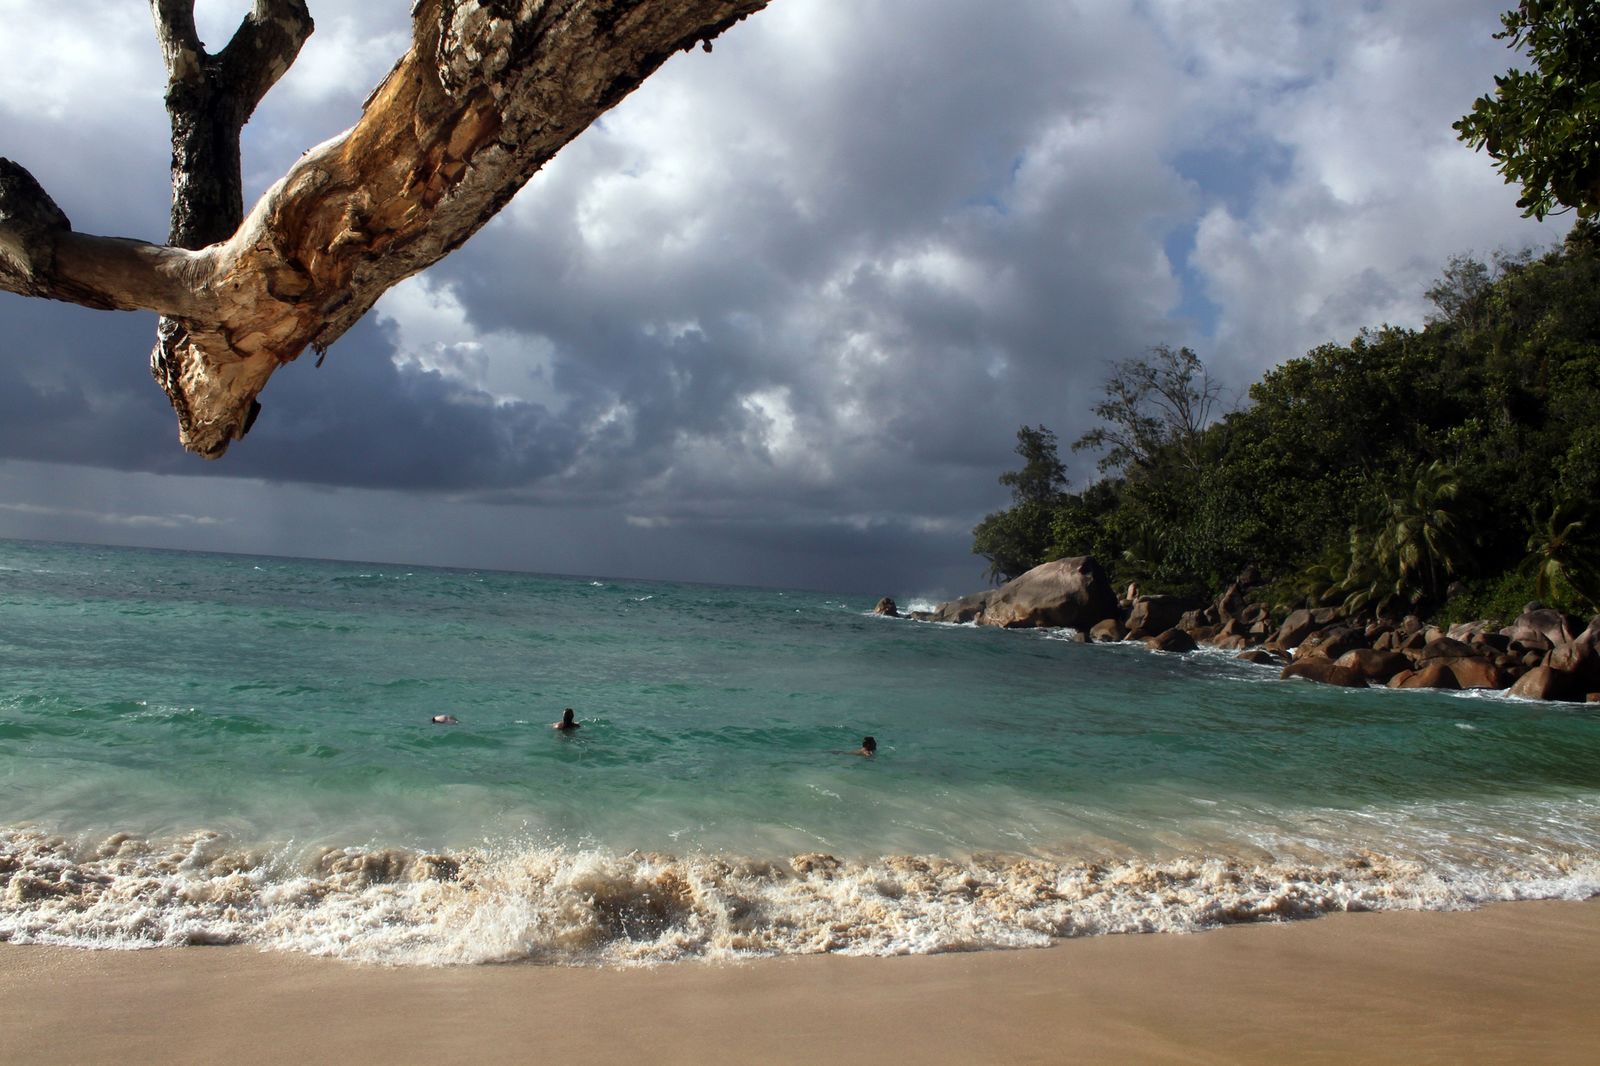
[2,538,1598,964]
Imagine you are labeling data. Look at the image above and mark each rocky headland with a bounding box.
[911,556,1600,705]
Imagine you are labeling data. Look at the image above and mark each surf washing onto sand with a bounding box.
[3,539,1598,966]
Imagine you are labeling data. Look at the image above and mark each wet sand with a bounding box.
[3,899,1597,1065]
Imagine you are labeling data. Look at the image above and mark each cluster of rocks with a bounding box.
[1245,606,1600,702]
[907,556,1600,705]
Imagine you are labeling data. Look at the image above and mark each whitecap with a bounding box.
[4,826,1597,969]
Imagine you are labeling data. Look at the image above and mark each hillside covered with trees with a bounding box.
[973,223,1600,624]
[974,1,1600,626]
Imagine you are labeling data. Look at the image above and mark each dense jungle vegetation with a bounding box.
[972,224,1600,622]
[972,1,1600,623]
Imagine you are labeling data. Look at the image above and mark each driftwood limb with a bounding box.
[0,0,770,457]
[0,159,72,300]
[0,158,210,313]
[147,0,318,451]
[151,0,315,247]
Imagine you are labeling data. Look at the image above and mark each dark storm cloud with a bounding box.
[0,296,590,493]
[0,300,183,471]
[0,1,1573,591]
[219,319,582,492]
[402,0,1194,537]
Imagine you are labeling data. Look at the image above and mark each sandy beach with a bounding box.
[3,898,1597,1065]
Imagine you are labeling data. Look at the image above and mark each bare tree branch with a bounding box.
[150,0,203,86]
[3,1,772,459]
[2,158,214,315]
[149,0,315,248]
[219,2,317,119]
[145,1,316,442]
[0,157,72,299]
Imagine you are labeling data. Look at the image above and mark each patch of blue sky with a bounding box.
[1171,134,1294,219]
[954,153,1027,217]
[1162,223,1220,338]
[1160,132,1297,337]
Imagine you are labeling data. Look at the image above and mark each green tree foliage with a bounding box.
[1424,254,1495,325]
[1072,345,1222,476]
[1369,460,1474,609]
[998,425,1069,505]
[1525,498,1600,610]
[973,238,1600,618]
[1051,346,1234,595]
[1456,1,1600,219]
[1045,480,1123,565]
[971,425,1070,583]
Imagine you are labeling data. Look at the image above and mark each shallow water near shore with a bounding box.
[2,538,1598,964]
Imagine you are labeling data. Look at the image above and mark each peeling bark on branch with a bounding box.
[0,159,71,298]
[148,0,315,443]
[1,158,209,312]
[0,0,770,458]
[152,0,314,247]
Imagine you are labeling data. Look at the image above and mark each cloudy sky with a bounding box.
[0,0,1569,596]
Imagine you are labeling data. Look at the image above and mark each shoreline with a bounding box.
[7,819,1599,965]
[4,898,1598,1064]
[912,557,1600,706]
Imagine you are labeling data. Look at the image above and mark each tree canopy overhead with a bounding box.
[1456,0,1600,220]
[0,0,770,458]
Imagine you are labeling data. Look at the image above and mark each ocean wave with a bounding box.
[3,827,1595,968]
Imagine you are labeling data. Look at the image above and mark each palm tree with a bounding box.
[1369,461,1472,607]
[1337,525,1388,615]
[1525,499,1599,610]
[1277,539,1350,613]
[1280,534,1369,611]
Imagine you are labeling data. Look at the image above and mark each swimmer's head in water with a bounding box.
[431,714,458,725]
[861,736,876,753]
[562,708,575,725]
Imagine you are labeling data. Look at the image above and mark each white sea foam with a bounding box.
[3,827,1596,968]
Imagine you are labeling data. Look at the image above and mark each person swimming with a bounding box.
[856,735,876,757]
[431,714,458,725]
[552,708,581,731]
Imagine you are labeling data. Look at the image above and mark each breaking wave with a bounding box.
[4,826,1596,967]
